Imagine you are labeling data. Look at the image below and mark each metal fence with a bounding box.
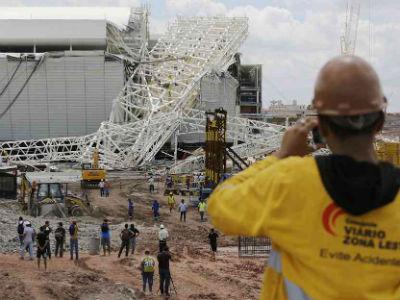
[238,236,271,257]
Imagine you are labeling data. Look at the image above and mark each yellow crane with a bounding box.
[81,150,107,188]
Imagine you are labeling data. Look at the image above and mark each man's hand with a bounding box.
[274,117,318,159]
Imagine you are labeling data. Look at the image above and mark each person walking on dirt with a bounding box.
[54,222,66,258]
[69,220,79,260]
[167,192,175,213]
[128,198,134,221]
[118,224,131,258]
[17,216,24,250]
[43,220,52,260]
[37,226,48,271]
[207,56,400,300]
[152,200,160,221]
[208,228,219,261]
[99,179,105,197]
[104,180,111,197]
[157,246,172,297]
[178,199,187,222]
[185,175,191,190]
[141,250,155,294]
[158,224,169,252]
[148,176,155,193]
[198,200,206,222]
[129,224,140,254]
[20,222,34,260]
[100,219,111,256]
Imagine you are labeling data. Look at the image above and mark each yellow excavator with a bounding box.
[81,150,106,188]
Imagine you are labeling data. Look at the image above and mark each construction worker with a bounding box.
[185,175,191,190]
[100,219,111,256]
[152,200,160,221]
[198,199,206,222]
[167,192,176,213]
[178,199,187,222]
[157,246,172,297]
[208,228,219,261]
[208,56,399,300]
[43,220,52,259]
[99,179,105,197]
[17,216,24,250]
[69,220,79,260]
[141,250,155,294]
[37,226,48,270]
[148,175,155,193]
[118,224,131,258]
[54,222,66,258]
[158,224,169,252]
[104,180,111,197]
[20,222,34,260]
[128,198,134,221]
[129,224,140,254]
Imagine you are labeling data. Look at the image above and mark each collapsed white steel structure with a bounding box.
[0,13,284,170]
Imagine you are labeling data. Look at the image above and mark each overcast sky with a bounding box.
[1,0,399,111]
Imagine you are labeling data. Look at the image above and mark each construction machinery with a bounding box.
[376,141,400,166]
[19,171,90,217]
[164,173,203,196]
[81,150,106,188]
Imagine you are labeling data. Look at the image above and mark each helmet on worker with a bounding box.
[313,55,385,139]
[160,224,164,229]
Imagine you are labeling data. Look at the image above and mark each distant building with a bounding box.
[265,100,308,117]
[228,55,262,119]
[263,100,313,125]
[237,64,262,118]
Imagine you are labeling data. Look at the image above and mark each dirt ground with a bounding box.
[0,176,265,300]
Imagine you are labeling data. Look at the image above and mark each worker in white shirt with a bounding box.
[158,224,169,252]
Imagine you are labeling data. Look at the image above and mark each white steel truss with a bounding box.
[0,14,285,170]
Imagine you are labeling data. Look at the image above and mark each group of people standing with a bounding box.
[18,217,79,270]
[98,179,111,197]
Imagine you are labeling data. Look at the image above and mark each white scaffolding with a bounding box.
[0,14,285,170]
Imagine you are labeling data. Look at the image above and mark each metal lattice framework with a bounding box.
[0,14,285,170]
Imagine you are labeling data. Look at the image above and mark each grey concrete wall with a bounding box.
[0,51,124,140]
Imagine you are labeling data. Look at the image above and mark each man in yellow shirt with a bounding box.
[198,200,207,222]
[167,192,176,213]
[208,55,400,300]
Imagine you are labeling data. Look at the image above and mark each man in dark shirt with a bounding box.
[118,224,131,258]
[37,226,48,270]
[54,222,66,258]
[157,246,172,296]
[128,199,134,221]
[43,220,52,259]
[208,228,219,261]
[100,219,111,256]
[129,224,140,255]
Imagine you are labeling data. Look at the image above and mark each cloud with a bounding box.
[166,0,226,16]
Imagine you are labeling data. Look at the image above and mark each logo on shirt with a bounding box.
[322,203,345,236]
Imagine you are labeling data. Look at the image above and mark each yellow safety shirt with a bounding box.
[208,156,400,300]
[142,256,155,273]
[198,202,206,212]
[167,195,175,205]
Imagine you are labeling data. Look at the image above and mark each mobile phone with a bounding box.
[312,126,325,145]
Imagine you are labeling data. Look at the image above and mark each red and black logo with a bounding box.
[322,203,345,236]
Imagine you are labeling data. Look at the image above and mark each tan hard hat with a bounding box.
[313,55,386,116]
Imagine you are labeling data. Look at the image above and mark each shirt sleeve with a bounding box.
[207,155,282,237]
